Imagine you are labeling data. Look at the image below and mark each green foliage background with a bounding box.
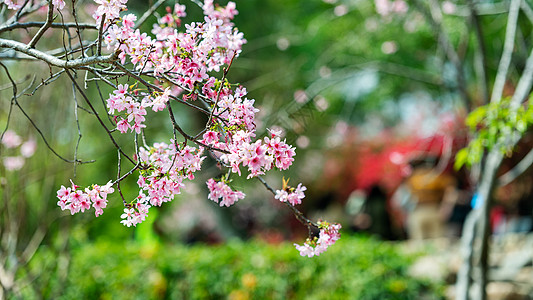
[18,235,444,299]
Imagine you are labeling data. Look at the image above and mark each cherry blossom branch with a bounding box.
[112,63,212,115]
[256,176,319,229]
[159,73,213,103]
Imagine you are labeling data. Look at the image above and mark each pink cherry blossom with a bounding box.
[3,0,23,10]
[3,156,24,171]
[52,0,65,10]
[206,178,245,207]
[1,130,22,148]
[20,138,37,157]
[275,183,306,206]
[56,181,114,217]
[294,221,342,257]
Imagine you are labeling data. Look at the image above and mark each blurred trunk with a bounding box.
[456,209,477,300]
[456,150,503,300]
[475,150,503,300]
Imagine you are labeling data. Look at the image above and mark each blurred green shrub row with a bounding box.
[20,235,444,299]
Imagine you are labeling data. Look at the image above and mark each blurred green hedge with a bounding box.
[20,235,444,299]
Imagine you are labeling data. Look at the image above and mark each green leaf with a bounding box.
[454,148,469,170]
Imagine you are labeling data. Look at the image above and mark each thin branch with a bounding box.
[71,80,83,177]
[96,14,106,56]
[27,1,54,49]
[135,0,167,30]
[256,176,319,229]
[166,102,229,153]
[70,0,85,58]
[510,47,533,108]
[116,150,127,206]
[64,69,136,165]
[0,38,118,68]
[498,147,533,186]
[520,0,533,23]
[27,70,64,96]
[2,0,42,27]
[0,62,93,164]
[206,52,236,127]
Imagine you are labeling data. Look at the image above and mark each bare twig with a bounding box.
[0,62,92,164]
[28,1,55,49]
[96,14,106,56]
[71,80,83,177]
[116,150,127,206]
[65,69,136,165]
[135,0,167,30]
[70,0,85,58]
[498,147,533,186]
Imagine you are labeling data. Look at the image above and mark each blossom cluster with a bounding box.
[136,141,205,207]
[202,0,238,21]
[56,181,114,217]
[93,0,128,25]
[116,141,205,227]
[106,84,148,133]
[101,0,245,91]
[119,192,151,227]
[275,183,307,206]
[294,221,342,258]
[1,130,37,171]
[214,128,296,179]
[214,87,258,132]
[206,178,245,207]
